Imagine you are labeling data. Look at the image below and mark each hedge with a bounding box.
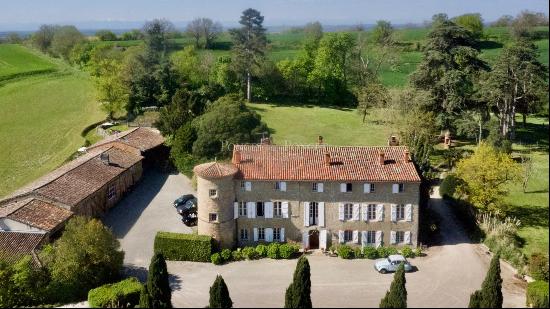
[88,277,143,308]
[154,232,212,262]
[526,281,549,308]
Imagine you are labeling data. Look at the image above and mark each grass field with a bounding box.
[0,44,56,81]
[0,46,104,197]
[248,103,392,146]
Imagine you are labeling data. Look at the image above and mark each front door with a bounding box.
[309,230,319,249]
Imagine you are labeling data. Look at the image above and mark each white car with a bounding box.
[374,254,413,274]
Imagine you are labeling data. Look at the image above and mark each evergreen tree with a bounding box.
[139,285,152,308]
[147,253,172,308]
[209,275,233,308]
[229,8,267,101]
[468,290,483,308]
[284,256,312,308]
[480,254,503,308]
[379,263,407,308]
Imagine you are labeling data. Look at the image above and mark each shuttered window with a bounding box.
[238,202,247,216]
[273,228,281,241]
[273,202,282,218]
[367,204,377,220]
[396,204,405,221]
[344,203,353,220]
[395,231,405,243]
[240,229,248,240]
[365,231,376,244]
[256,202,265,217]
[344,230,353,242]
[258,227,265,240]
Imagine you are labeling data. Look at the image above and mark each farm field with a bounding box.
[0,45,104,197]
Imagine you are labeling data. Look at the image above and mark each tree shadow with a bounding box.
[507,205,549,227]
[122,264,183,290]
[477,40,504,50]
[515,119,549,152]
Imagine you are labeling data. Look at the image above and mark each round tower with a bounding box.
[194,162,238,249]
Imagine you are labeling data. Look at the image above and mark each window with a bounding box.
[344,230,353,242]
[256,202,265,217]
[346,183,353,192]
[209,189,217,198]
[240,181,246,191]
[367,204,377,220]
[209,213,218,222]
[365,231,376,244]
[344,203,353,220]
[107,184,116,201]
[309,202,318,225]
[398,183,404,193]
[238,202,247,217]
[395,231,405,243]
[240,229,248,240]
[396,204,405,221]
[312,182,318,192]
[370,183,375,193]
[258,227,265,241]
[273,228,281,241]
[273,201,282,218]
[274,181,281,190]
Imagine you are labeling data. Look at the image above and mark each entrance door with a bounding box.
[309,202,318,226]
[309,230,319,249]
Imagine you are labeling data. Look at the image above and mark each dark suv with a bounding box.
[173,195,197,226]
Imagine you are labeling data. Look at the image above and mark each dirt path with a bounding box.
[425,186,526,308]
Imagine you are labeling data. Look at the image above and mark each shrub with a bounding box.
[526,281,549,308]
[88,277,143,308]
[440,174,459,199]
[337,245,354,259]
[400,246,415,258]
[147,253,172,308]
[353,246,363,259]
[279,244,299,259]
[242,246,258,260]
[255,244,268,257]
[211,253,223,265]
[529,253,549,282]
[154,232,212,262]
[362,246,379,259]
[329,245,337,255]
[414,246,423,257]
[377,246,398,258]
[221,249,232,262]
[232,249,243,261]
[267,243,281,259]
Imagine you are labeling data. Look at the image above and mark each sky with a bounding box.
[0,0,548,31]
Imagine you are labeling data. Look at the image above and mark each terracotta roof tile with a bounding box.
[35,147,142,206]
[0,232,44,266]
[232,145,421,182]
[194,162,238,179]
[89,127,165,152]
[7,199,73,231]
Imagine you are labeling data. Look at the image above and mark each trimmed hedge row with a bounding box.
[526,281,549,308]
[154,232,212,262]
[331,245,422,260]
[211,243,301,264]
[88,277,143,308]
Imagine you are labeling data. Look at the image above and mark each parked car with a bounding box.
[176,198,197,216]
[181,212,197,227]
[374,254,414,274]
[173,194,194,208]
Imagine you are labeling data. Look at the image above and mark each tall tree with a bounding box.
[143,19,175,57]
[469,254,503,308]
[372,20,394,45]
[147,253,172,308]
[410,14,488,130]
[452,13,484,39]
[32,24,58,52]
[50,25,85,59]
[209,275,233,308]
[284,256,312,308]
[230,8,267,101]
[186,18,203,48]
[379,263,407,308]
[482,40,547,140]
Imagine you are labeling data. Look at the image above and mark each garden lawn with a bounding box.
[0,72,104,197]
[248,103,391,146]
[0,44,56,81]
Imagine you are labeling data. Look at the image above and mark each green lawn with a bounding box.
[0,44,56,81]
[0,45,104,197]
[248,103,391,146]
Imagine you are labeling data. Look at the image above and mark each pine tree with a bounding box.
[139,285,152,308]
[284,256,312,308]
[379,263,407,308]
[209,275,233,308]
[147,253,172,308]
[468,290,482,308]
[480,254,503,308]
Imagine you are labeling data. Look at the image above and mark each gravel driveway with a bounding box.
[103,170,194,268]
[164,186,526,308]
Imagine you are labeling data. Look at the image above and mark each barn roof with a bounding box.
[88,127,165,152]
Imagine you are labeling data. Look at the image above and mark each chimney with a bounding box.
[260,137,271,145]
[232,150,241,164]
[379,152,385,165]
[317,135,324,145]
[100,153,110,165]
[404,150,410,162]
[324,153,331,166]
